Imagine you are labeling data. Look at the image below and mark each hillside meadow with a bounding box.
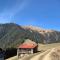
[6,43,60,60]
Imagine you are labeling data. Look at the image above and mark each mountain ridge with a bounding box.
[0,23,60,49]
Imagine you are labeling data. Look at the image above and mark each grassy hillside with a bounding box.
[0,23,27,49]
[0,23,60,49]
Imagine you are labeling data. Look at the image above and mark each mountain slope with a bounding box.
[0,23,60,49]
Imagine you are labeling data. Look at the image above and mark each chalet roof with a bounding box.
[18,39,37,49]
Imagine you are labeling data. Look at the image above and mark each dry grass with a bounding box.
[6,43,60,60]
[6,56,18,60]
[38,43,60,51]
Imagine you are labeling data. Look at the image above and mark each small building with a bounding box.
[0,48,5,60]
[17,39,38,58]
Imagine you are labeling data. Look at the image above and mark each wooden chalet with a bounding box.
[17,39,38,58]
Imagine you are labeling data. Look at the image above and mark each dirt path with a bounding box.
[42,48,60,60]
[20,48,60,60]
[42,49,55,60]
[30,49,50,60]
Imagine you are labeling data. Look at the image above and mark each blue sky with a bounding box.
[0,0,60,31]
